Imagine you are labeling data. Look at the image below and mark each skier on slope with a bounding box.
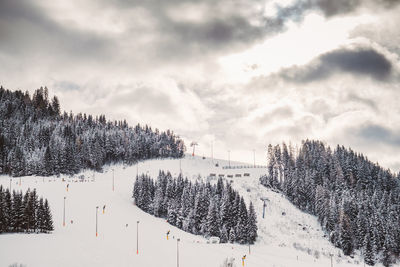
[166,230,170,240]
[103,205,106,214]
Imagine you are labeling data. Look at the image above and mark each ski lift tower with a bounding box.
[260,197,270,219]
[190,141,198,157]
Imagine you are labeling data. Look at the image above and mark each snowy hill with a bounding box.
[0,155,380,267]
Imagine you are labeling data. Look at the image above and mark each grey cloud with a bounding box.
[265,115,319,141]
[2,0,400,73]
[278,47,393,83]
[153,16,265,61]
[3,0,398,73]
[311,0,362,17]
[54,81,81,92]
[110,87,176,115]
[357,124,400,147]
[257,106,294,125]
[307,99,338,123]
[346,93,379,111]
[0,0,114,62]
[273,0,399,22]
[349,7,400,57]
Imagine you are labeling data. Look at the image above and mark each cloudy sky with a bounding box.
[1,0,400,170]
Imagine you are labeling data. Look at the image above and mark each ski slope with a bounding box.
[0,155,379,267]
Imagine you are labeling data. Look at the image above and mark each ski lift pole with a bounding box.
[260,197,269,219]
[263,201,266,219]
[190,142,198,156]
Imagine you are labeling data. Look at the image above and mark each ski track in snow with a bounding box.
[0,155,385,267]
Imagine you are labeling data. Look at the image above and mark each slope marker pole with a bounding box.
[63,197,66,226]
[136,221,140,254]
[96,206,99,237]
[112,169,115,191]
[177,238,180,267]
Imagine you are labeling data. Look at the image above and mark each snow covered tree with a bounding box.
[0,187,53,234]
[220,190,232,230]
[338,209,354,256]
[236,197,248,244]
[364,232,376,266]
[3,189,13,232]
[261,140,400,265]
[12,191,24,231]
[220,225,229,243]
[206,197,220,237]
[43,199,54,232]
[229,227,236,243]
[133,171,254,244]
[247,202,257,244]
[36,198,46,232]
[0,186,5,232]
[0,86,185,177]
[167,200,179,226]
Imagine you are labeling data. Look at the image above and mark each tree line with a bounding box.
[0,186,53,233]
[0,86,185,177]
[260,140,400,266]
[133,171,258,244]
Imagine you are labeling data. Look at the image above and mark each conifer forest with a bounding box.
[261,140,400,266]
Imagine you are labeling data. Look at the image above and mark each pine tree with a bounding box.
[220,225,229,243]
[237,197,248,244]
[43,199,54,232]
[206,197,220,237]
[364,232,375,266]
[22,189,31,232]
[29,189,39,232]
[247,201,257,244]
[382,235,392,267]
[44,146,52,176]
[220,190,231,230]
[338,208,354,256]
[132,173,255,244]
[0,186,4,232]
[12,190,24,232]
[183,208,195,233]
[153,183,164,217]
[133,176,140,205]
[229,227,236,243]
[3,189,13,232]
[0,87,185,177]
[167,200,178,226]
[36,197,46,232]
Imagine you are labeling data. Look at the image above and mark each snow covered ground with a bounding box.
[0,155,382,267]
